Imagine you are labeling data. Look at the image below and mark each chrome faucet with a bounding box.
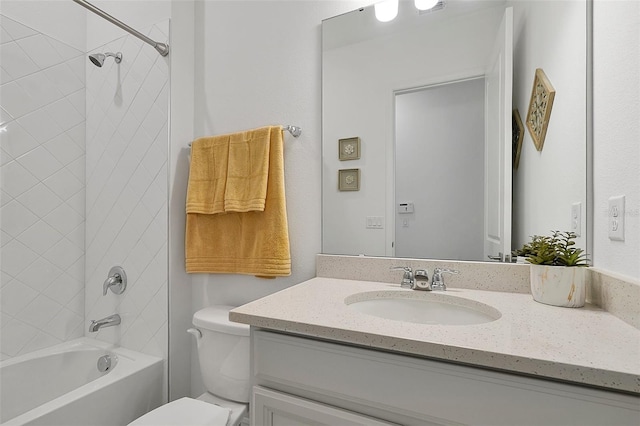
[430,268,459,291]
[103,266,127,296]
[89,314,121,332]
[389,266,414,289]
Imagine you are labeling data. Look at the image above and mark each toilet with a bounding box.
[128,306,250,426]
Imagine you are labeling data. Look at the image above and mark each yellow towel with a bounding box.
[185,126,291,277]
[186,134,230,215]
[186,127,271,214]
[225,126,271,212]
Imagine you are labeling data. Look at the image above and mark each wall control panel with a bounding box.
[397,203,414,214]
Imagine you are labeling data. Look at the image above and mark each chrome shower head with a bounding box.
[88,52,122,67]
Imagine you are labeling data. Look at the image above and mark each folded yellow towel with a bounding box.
[186,126,270,214]
[225,126,270,212]
[185,126,291,277]
[186,134,230,215]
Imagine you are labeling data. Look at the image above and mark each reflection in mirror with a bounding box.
[321,0,587,262]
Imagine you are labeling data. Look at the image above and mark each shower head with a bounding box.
[88,52,122,67]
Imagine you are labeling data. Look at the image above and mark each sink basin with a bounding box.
[345,291,501,325]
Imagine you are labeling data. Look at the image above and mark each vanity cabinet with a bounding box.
[253,386,398,426]
[250,329,640,426]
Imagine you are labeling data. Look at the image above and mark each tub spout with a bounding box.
[89,314,121,332]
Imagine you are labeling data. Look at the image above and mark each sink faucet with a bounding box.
[430,268,459,291]
[389,266,414,289]
[89,314,121,332]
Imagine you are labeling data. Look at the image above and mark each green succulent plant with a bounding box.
[514,231,589,266]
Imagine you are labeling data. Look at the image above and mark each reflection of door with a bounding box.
[484,7,513,262]
[395,78,486,261]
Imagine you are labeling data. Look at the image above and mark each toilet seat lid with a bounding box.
[128,397,230,426]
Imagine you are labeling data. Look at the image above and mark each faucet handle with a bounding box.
[431,268,459,290]
[390,266,414,289]
[103,266,127,296]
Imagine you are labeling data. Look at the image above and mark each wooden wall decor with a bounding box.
[512,108,524,169]
[526,68,556,151]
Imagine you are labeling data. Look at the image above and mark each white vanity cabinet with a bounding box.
[250,329,640,426]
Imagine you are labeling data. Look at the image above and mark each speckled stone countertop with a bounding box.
[230,277,640,394]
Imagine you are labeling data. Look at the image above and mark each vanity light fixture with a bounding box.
[374,0,399,22]
[415,0,439,11]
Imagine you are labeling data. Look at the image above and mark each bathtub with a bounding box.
[0,338,163,426]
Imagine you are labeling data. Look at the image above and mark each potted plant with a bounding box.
[518,231,588,308]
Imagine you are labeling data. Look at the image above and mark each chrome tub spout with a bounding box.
[89,314,121,332]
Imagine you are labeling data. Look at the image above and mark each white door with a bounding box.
[484,7,513,262]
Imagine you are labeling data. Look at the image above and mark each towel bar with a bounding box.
[188,125,301,148]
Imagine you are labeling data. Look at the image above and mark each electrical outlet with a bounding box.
[608,195,625,241]
[571,202,581,236]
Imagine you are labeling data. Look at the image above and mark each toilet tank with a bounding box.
[192,306,250,403]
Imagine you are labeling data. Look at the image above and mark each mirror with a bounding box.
[322,0,588,261]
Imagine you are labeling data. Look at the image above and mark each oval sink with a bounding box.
[345,291,501,325]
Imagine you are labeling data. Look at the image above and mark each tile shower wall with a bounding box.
[84,21,169,364]
[0,15,86,360]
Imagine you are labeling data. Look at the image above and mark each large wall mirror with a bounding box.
[322,0,588,262]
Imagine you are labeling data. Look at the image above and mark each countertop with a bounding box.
[230,277,640,394]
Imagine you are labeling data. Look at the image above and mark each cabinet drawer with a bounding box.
[252,386,398,426]
[252,329,640,425]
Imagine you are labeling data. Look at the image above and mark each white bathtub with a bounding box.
[0,338,163,426]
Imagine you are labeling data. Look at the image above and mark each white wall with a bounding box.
[183,0,368,398]
[84,20,169,364]
[322,5,504,256]
[1,14,86,360]
[0,0,86,50]
[593,0,640,280]
[510,0,587,251]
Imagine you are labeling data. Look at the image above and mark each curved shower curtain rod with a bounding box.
[72,0,169,57]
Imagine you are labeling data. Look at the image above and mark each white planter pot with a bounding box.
[529,265,586,308]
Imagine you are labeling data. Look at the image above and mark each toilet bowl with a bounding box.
[128,306,250,426]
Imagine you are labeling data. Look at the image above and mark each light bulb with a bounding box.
[374,0,399,22]
[415,0,439,11]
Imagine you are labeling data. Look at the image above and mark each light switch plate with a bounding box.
[608,195,625,241]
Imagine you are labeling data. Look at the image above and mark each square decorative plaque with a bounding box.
[512,108,524,170]
[338,169,360,191]
[338,137,361,161]
[526,68,555,151]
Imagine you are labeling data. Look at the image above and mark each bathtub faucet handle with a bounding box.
[103,266,127,296]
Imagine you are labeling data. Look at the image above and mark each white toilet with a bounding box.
[129,305,250,426]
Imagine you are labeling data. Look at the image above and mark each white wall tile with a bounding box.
[44,133,84,165]
[44,273,83,306]
[43,238,83,271]
[1,199,38,237]
[15,145,63,181]
[1,160,39,199]
[15,220,63,255]
[0,81,38,119]
[16,183,63,218]
[43,168,83,201]
[85,23,168,366]
[43,203,83,235]
[15,294,63,329]
[0,41,38,80]
[0,120,40,159]
[15,256,64,293]
[17,71,64,111]
[0,279,38,316]
[0,16,37,41]
[0,318,38,356]
[16,107,63,144]
[44,98,84,132]
[15,34,64,70]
